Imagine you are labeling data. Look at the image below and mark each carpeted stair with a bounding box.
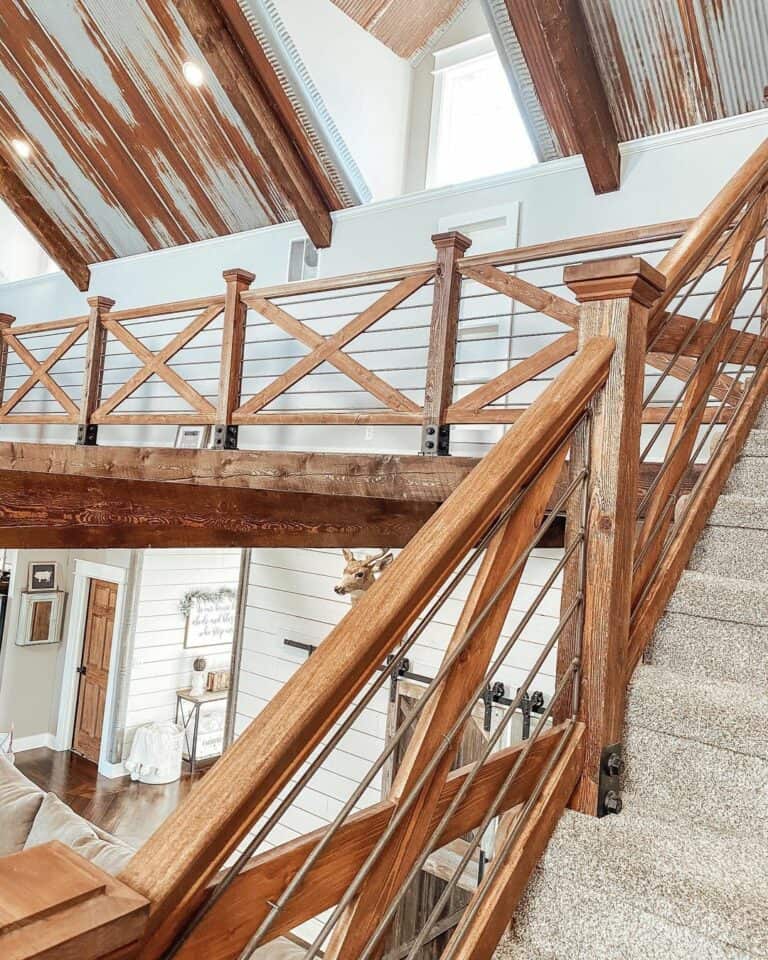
[494,414,768,959]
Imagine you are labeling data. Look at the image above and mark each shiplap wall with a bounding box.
[122,548,242,756]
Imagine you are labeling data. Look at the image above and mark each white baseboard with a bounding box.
[98,759,128,780]
[13,733,55,753]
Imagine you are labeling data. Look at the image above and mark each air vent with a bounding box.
[288,238,319,282]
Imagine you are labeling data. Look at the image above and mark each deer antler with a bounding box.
[364,548,391,566]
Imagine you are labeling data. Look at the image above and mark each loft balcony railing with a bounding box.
[1,138,767,960]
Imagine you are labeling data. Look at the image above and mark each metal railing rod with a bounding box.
[241,477,587,958]
[164,428,582,960]
[371,661,580,960]
[439,715,578,960]
[297,563,585,960]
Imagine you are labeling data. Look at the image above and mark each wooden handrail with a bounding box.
[119,335,615,959]
[654,137,768,317]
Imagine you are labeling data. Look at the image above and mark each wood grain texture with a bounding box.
[120,339,613,960]
[216,269,254,424]
[329,0,465,58]
[443,724,585,959]
[0,443,478,502]
[0,842,148,960]
[79,297,114,429]
[0,470,435,549]
[423,233,472,432]
[559,257,664,815]
[322,448,567,959]
[170,727,570,960]
[460,263,580,327]
[504,0,620,193]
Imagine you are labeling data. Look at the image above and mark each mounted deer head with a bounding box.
[334,549,394,604]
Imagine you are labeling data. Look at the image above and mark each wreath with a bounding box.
[179,587,236,619]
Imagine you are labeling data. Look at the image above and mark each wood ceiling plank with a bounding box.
[330,0,465,59]
[169,0,334,248]
[504,0,620,194]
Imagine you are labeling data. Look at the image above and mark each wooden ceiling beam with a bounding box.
[504,0,620,194]
[0,468,435,549]
[0,152,90,291]
[170,0,334,248]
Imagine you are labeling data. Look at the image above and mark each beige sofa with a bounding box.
[0,755,134,874]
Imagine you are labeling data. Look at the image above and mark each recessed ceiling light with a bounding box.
[182,60,205,88]
[10,138,31,160]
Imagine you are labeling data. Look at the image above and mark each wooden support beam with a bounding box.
[0,443,478,502]
[216,269,254,439]
[0,154,91,291]
[78,297,114,444]
[422,232,472,453]
[170,0,334,248]
[557,257,665,815]
[322,447,567,959]
[504,0,620,194]
[119,341,613,960]
[0,470,435,549]
[168,726,570,960]
[442,724,585,960]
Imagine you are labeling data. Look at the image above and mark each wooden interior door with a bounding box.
[73,579,118,763]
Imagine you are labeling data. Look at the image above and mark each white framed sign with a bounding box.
[181,588,236,649]
[17,591,66,646]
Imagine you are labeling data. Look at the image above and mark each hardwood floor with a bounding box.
[14,748,210,849]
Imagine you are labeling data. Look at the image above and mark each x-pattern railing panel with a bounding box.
[0,319,88,422]
[233,272,434,424]
[92,302,223,424]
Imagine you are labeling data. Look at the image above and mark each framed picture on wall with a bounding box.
[28,562,57,592]
[16,591,66,646]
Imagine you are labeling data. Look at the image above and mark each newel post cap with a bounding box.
[431,231,472,255]
[0,313,15,328]
[87,295,115,311]
[564,256,666,308]
[223,267,256,285]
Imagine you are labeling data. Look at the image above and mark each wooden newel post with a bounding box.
[422,231,471,455]
[0,314,14,411]
[557,256,665,816]
[215,268,255,450]
[78,296,114,445]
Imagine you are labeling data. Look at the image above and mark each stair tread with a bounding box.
[668,570,768,627]
[496,872,763,960]
[523,804,768,955]
[626,664,768,759]
[709,493,768,530]
[650,611,768,686]
[691,525,768,583]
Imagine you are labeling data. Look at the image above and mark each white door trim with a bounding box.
[55,560,128,777]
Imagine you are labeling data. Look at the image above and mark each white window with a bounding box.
[427,35,538,190]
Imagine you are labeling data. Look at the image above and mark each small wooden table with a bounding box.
[175,688,228,773]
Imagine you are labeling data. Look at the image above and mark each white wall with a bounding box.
[122,548,242,758]
[0,548,132,745]
[269,0,412,201]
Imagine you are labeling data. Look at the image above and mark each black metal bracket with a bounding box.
[213,424,239,450]
[386,654,411,702]
[598,742,624,816]
[482,681,506,732]
[421,423,450,456]
[76,424,98,446]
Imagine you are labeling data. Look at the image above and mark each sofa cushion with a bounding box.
[24,791,133,876]
[0,756,45,855]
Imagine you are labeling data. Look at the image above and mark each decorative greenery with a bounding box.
[179,587,236,619]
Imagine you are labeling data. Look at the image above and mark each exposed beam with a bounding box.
[170,0,334,247]
[0,469,435,549]
[0,152,90,291]
[167,726,571,960]
[0,443,477,502]
[504,0,620,194]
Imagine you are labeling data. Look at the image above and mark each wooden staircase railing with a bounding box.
[1,137,767,960]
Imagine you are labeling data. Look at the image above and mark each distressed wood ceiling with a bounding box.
[0,0,352,289]
[330,0,468,59]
